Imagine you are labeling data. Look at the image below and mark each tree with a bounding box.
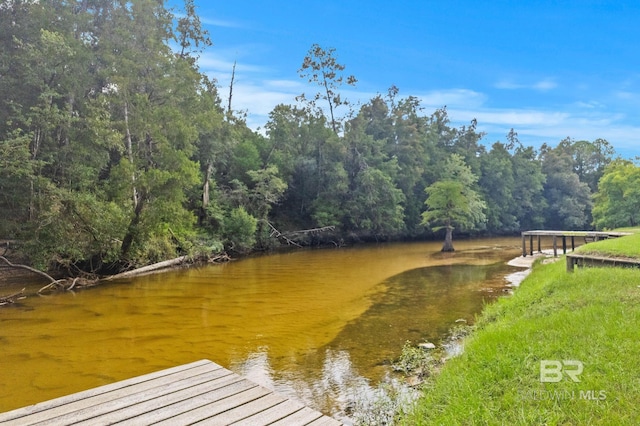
[297,44,357,134]
[479,142,518,233]
[555,137,615,192]
[540,144,592,230]
[592,160,640,229]
[421,154,486,251]
[511,145,546,230]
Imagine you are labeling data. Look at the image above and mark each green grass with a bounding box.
[401,257,640,425]
[612,227,640,234]
[575,233,640,258]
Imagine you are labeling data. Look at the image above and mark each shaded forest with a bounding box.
[0,1,621,275]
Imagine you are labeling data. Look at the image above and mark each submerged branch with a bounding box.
[0,288,26,306]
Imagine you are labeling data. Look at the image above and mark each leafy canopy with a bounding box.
[421,154,486,232]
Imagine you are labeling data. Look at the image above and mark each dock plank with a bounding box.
[153,386,272,425]
[268,406,326,425]
[231,399,307,425]
[194,393,289,425]
[109,379,256,425]
[0,360,343,426]
[0,360,219,424]
[70,373,244,425]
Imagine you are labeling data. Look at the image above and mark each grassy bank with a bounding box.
[575,232,640,258]
[402,237,640,425]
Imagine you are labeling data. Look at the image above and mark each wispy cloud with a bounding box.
[200,17,243,28]
[495,78,557,91]
[418,89,487,109]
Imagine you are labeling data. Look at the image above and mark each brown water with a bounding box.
[0,238,523,421]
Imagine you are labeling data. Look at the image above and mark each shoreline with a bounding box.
[403,236,640,424]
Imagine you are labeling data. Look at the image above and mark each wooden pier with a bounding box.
[521,230,631,258]
[0,359,343,425]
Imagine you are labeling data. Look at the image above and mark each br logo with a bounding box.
[540,360,583,383]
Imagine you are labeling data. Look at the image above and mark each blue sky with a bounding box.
[176,1,640,157]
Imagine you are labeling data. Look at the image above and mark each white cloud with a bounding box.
[418,89,487,109]
[195,45,637,156]
[495,78,557,91]
[200,17,242,28]
[574,100,605,109]
[532,79,557,91]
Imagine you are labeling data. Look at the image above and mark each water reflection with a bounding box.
[0,238,523,421]
[226,260,518,422]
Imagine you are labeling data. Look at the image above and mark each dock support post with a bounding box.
[522,233,526,257]
[537,235,541,253]
[571,236,575,252]
[553,235,558,257]
[529,235,534,256]
[562,236,567,254]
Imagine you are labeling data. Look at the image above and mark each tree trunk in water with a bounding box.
[442,225,455,252]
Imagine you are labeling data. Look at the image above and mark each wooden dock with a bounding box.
[0,359,343,425]
[521,230,631,258]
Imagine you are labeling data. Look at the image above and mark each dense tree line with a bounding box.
[0,0,619,275]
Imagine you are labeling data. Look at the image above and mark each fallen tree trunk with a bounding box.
[0,288,26,306]
[101,255,190,281]
[0,256,57,284]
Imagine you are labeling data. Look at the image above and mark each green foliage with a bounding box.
[346,167,406,237]
[421,154,486,232]
[247,165,288,220]
[223,207,258,252]
[392,341,437,376]
[297,43,357,134]
[592,160,640,230]
[541,142,595,230]
[479,142,518,232]
[512,145,547,230]
[0,0,611,273]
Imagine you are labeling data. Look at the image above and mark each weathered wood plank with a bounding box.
[0,360,216,423]
[0,360,343,426]
[566,253,640,273]
[192,392,290,425]
[268,406,325,425]
[152,386,272,425]
[230,399,308,425]
[112,378,256,425]
[308,417,345,426]
[69,373,244,425]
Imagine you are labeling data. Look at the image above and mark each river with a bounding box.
[0,237,524,422]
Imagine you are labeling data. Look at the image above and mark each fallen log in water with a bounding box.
[101,255,190,281]
[0,288,26,306]
[102,253,230,281]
